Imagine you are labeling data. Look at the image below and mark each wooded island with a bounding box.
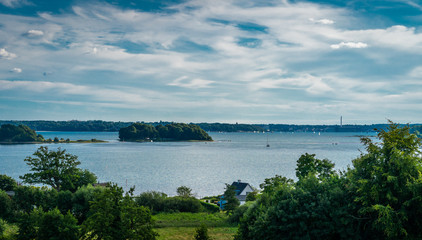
[119,123,213,142]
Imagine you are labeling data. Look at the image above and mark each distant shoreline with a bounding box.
[1,120,421,133]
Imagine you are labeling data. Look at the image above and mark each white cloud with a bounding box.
[0,48,16,59]
[10,67,22,73]
[26,29,44,37]
[330,41,368,49]
[0,1,421,122]
[168,76,215,88]
[309,18,334,24]
[0,0,30,8]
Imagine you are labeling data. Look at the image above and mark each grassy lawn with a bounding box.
[155,227,237,240]
[153,212,237,240]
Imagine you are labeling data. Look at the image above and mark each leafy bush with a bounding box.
[200,201,220,213]
[0,175,17,191]
[135,191,168,213]
[163,197,203,213]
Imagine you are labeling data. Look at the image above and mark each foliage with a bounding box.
[228,202,253,224]
[0,190,13,220]
[0,120,132,132]
[194,224,212,240]
[163,197,203,213]
[82,184,157,240]
[20,146,96,191]
[295,153,335,180]
[199,201,220,213]
[135,191,206,214]
[135,191,168,213]
[0,175,17,191]
[0,124,44,142]
[119,123,212,141]
[222,184,239,214]
[37,208,79,240]
[245,191,257,202]
[12,186,58,214]
[177,186,193,198]
[348,122,422,239]
[16,208,79,240]
[0,220,4,239]
[236,122,422,240]
[71,184,104,223]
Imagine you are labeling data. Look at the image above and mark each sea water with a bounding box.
[0,131,376,197]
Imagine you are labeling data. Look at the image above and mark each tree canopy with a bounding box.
[20,146,97,192]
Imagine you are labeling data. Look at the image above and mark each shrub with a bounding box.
[200,201,220,213]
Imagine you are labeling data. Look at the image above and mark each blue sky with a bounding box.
[1,0,422,124]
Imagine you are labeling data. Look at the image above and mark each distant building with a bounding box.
[219,180,254,209]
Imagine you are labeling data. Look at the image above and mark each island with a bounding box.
[0,124,106,144]
[0,124,45,143]
[119,123,213,142]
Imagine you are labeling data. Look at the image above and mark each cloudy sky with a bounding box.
[1,0,422,124]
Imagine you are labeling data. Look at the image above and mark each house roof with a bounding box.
[231,181,250,195]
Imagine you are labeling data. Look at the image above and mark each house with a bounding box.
[231,180,254,205]
[219,180,254,209]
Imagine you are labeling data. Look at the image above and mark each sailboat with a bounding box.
[266,135,270,147]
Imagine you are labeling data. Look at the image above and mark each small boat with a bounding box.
[266,135,270,147]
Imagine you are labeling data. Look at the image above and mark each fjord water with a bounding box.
[0,131,375,197]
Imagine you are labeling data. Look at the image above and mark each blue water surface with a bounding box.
[0,131,376,197]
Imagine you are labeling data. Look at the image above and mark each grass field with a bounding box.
[153,212,237,240]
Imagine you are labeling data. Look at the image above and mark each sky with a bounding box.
[1,0,422,124]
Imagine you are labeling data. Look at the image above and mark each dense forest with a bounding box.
[119,123,213,141]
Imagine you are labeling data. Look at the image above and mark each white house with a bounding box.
[231,180,254,205]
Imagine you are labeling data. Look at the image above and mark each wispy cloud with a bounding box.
[0,0,31,8]
[330,42,368,49]
[0,0,421,123]
[168,76,215,89]
[309,18,334,24]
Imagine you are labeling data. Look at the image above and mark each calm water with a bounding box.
[0,131,376,197]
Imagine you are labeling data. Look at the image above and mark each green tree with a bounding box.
[176,185,193,198]
[349,123,422,239]
[72,184,104,223]
[0,190,13,220]
[37,208,79,240]
[194,224,212,240]
[121,188,158,240]
[83,184,157,240]
[222,184,239,214]
[295,153,335,180]
[0,174,17,191]
[20,146,96,191]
